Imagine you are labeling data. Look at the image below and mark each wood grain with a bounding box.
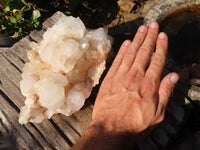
[0,11,92,149]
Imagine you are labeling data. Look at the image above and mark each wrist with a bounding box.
[85,121,153,148]
[71,121,132,150]
[83,122,132,149]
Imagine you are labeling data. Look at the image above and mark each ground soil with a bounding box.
[26,0,147,29]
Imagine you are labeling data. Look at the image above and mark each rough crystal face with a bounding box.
[19,15,112,124]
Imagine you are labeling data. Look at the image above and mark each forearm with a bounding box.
[71,123,132,150]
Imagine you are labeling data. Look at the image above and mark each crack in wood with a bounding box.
[61,117,81,137]
[0,89,20,112]
[0,111,9,133]
[29,123,56,150]
[2,55,22,73]
[0,55,22,89]
[23,123,46,149]
[28,34,40,44]
[18,56,25,64]
[50,119,73,147]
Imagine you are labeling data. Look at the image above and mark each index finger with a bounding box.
[132,22,159,70]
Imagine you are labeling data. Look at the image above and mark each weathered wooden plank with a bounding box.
[0,73,71,149]
[25,124,55,150]
[74,106,92,123]
[1,52,77,148]
[8,36,33,63]
[29,30,45,43]
[0,122,7,134]
[57,115,85,136]
[0,110,11,131]
[51,103,92,140]
[52,115,81,144]
[0,109,29,150]
[0,71,25,108]
[0,11,96,149]
[1,98,44,150]
[3,50,25,72]
[0,51,72,149]
[12,133,30,150]
[0,95,42,149]
[0,47,9,53]
[0,92,58,150]
[34,121,71,150]
[0,54,22,87]
[42,11,66,30]
[72,106,93,134]
[0,112,8,135]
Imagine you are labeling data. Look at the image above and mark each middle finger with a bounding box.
[132,22,159,70]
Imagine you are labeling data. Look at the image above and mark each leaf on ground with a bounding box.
[16,13,22,20]
[32,9,41,20]
[9,16,16,24]
[3,6,10,12]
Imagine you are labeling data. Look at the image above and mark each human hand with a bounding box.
[71,22,179,150]
[92,22,179,136]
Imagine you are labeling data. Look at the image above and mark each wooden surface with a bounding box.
[0,11,195,150]
[0,11,92,150]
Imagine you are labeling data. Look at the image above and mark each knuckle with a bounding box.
[113,58,122,67]
[121,61,131,71]
[121,53,136,68]
[152,53,166,66]
[145,77,157,87]
[116,53,124,60]
[161,84,173,98]
[140,79,156,94]
[140,45,154,59]
[134,36,144,45]
[126,48,136,57]
[140,45,153,52]
[132,66,144,77]
[122,67,144,88]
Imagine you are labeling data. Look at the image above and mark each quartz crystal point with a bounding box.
[19,15,112,124]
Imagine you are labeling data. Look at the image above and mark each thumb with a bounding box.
[158,73,179,110]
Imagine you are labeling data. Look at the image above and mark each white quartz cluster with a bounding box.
[19,15,112,124]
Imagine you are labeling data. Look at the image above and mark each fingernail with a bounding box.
[170,74,179,84]
[149,22,158,29]
[139,25,147,32]
[158,32,167,39]
[123,40,131,47]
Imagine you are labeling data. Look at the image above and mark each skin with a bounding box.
[71,22,179,150]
